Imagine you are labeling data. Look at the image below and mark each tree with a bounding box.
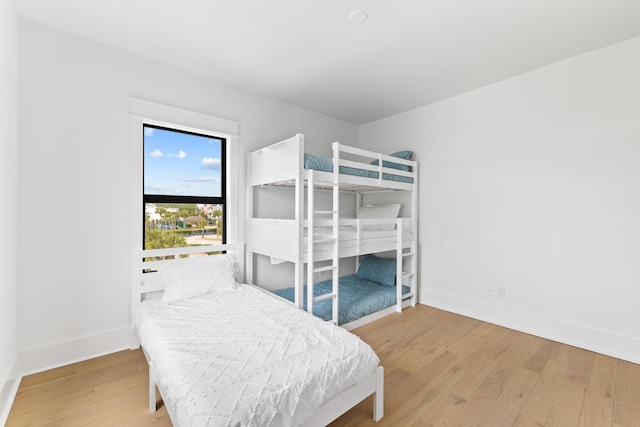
[145,229,187,251]
[212,208,223,238]
[198,218,208,238]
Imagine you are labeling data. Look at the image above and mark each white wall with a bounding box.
[17,20,358,373]
[360,36,640,363]
[16,15,640,377]
[0,0,19,413]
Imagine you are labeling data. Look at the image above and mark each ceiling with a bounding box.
[14,0,640,125]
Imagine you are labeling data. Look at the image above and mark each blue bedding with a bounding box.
[274,275,410,325]
[303,153,414,184]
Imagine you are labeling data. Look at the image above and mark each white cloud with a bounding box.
[144,184,178,194]
[175,150,187,158]
[201,157,221,170]
[149,149,163,157]
[144,128,155,137]
[181,176,219,183]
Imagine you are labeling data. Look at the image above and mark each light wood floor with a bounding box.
[7,305,640,426]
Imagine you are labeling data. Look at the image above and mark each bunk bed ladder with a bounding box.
[397,161,419,311]
[396,219,417,312]
[307,171,340,325]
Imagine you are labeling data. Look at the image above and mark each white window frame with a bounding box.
[129,98,240,252]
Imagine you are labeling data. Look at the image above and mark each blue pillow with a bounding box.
[356,255,397,287]
[304,153,334,172]
[370,150,413,172]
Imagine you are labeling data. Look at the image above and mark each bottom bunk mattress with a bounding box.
[135,283,380,426]
[274,275,410,325]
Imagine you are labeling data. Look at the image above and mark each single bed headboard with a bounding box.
[130,243,244,345]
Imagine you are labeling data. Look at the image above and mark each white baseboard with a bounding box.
[0,377,21,426]
[0,353,21,427]
[420,291,640,364]
[18,327,133,377]
[0,327,133,423]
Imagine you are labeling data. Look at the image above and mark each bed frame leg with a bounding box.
[373,366,384,421]
[149,362,157,413]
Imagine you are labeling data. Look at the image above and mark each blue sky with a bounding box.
[144,126,223,197]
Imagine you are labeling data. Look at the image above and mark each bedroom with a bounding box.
[1,0,640,425]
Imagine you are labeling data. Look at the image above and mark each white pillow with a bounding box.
[161,254,238,303]
[357,204,401,231]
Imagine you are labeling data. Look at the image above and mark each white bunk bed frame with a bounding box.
[247,133,418,328]
[131,243,384,426]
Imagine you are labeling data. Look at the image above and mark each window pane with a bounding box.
[144,125,223,197]
[143,123,226,250]
[145,202,224,249]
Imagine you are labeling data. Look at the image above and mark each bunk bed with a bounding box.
[247,133,418,328]
[131,243,384,426]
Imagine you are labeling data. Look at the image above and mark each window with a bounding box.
[143,124,226,249]
[130,98,239,253]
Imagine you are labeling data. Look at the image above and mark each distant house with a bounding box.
[145,203,161,223]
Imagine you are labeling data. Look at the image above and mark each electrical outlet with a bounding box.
[487,286,506,299]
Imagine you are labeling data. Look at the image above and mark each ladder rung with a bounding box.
[402,252,415,257]
[402,272,415,278]
[401,292,415,299]
[313,210,337,215]
[313,265,337,273]
[314,292,337,303]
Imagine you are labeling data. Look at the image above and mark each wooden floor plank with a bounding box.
[578,389,613,427]
[416,391,466,427]
[588,353,617,398]
[512,414,545,427]
[446,355,499,401]
[478,367,539,427]
[523,340,560,374]
[543,378,586,427]
[518,358,569,424]
[6,304,640,427]
[565,347,597,386]
[612,360,640,427]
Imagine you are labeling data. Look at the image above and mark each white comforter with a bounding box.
[135,284,380,427]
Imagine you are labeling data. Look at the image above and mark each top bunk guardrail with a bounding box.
[248,134,417,192]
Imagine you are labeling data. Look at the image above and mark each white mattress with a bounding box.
[135,284,380,427]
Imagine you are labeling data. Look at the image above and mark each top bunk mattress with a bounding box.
[135,283,380,427]
[304,153,414,184]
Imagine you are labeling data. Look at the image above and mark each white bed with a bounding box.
[247,134,418,325]
[131,243,384,426]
